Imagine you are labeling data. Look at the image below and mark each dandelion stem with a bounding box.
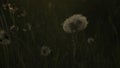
[72,32,77,68]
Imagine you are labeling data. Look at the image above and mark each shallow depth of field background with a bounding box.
[0,0,120,68]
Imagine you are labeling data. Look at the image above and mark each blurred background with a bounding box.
[0,0,120,68]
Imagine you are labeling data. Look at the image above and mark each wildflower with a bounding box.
[40,46,51,56]
[10,25,19,32]
[0,39,11,45]
[0,29,5,39]
[0,29,11,45]
[63,14,88,33]
[87,37,95,44]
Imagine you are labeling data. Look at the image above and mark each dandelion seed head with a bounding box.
[0,30,11,45]
[40,46,51,56]
[0,30,5,39]
[0,39,11,45]
[63,14,88,33]
[87,37,95,44]
[10,25,19,32]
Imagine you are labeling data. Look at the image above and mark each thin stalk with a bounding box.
[72,32,78,68]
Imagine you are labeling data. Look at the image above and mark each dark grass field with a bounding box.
[0,0,120,68]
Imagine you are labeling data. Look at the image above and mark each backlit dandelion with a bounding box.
[87,37,95,44]
[63,14,88,33]
[0,29,11,45]
[40,46,51,56]
[62,14,88,68]
[10,25,19,32]
[0,29,5,39]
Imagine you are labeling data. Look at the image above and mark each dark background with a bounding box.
[0,0,120,68]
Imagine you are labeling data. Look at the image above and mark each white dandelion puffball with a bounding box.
[41,46,51,56]
[63,14,88,33]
